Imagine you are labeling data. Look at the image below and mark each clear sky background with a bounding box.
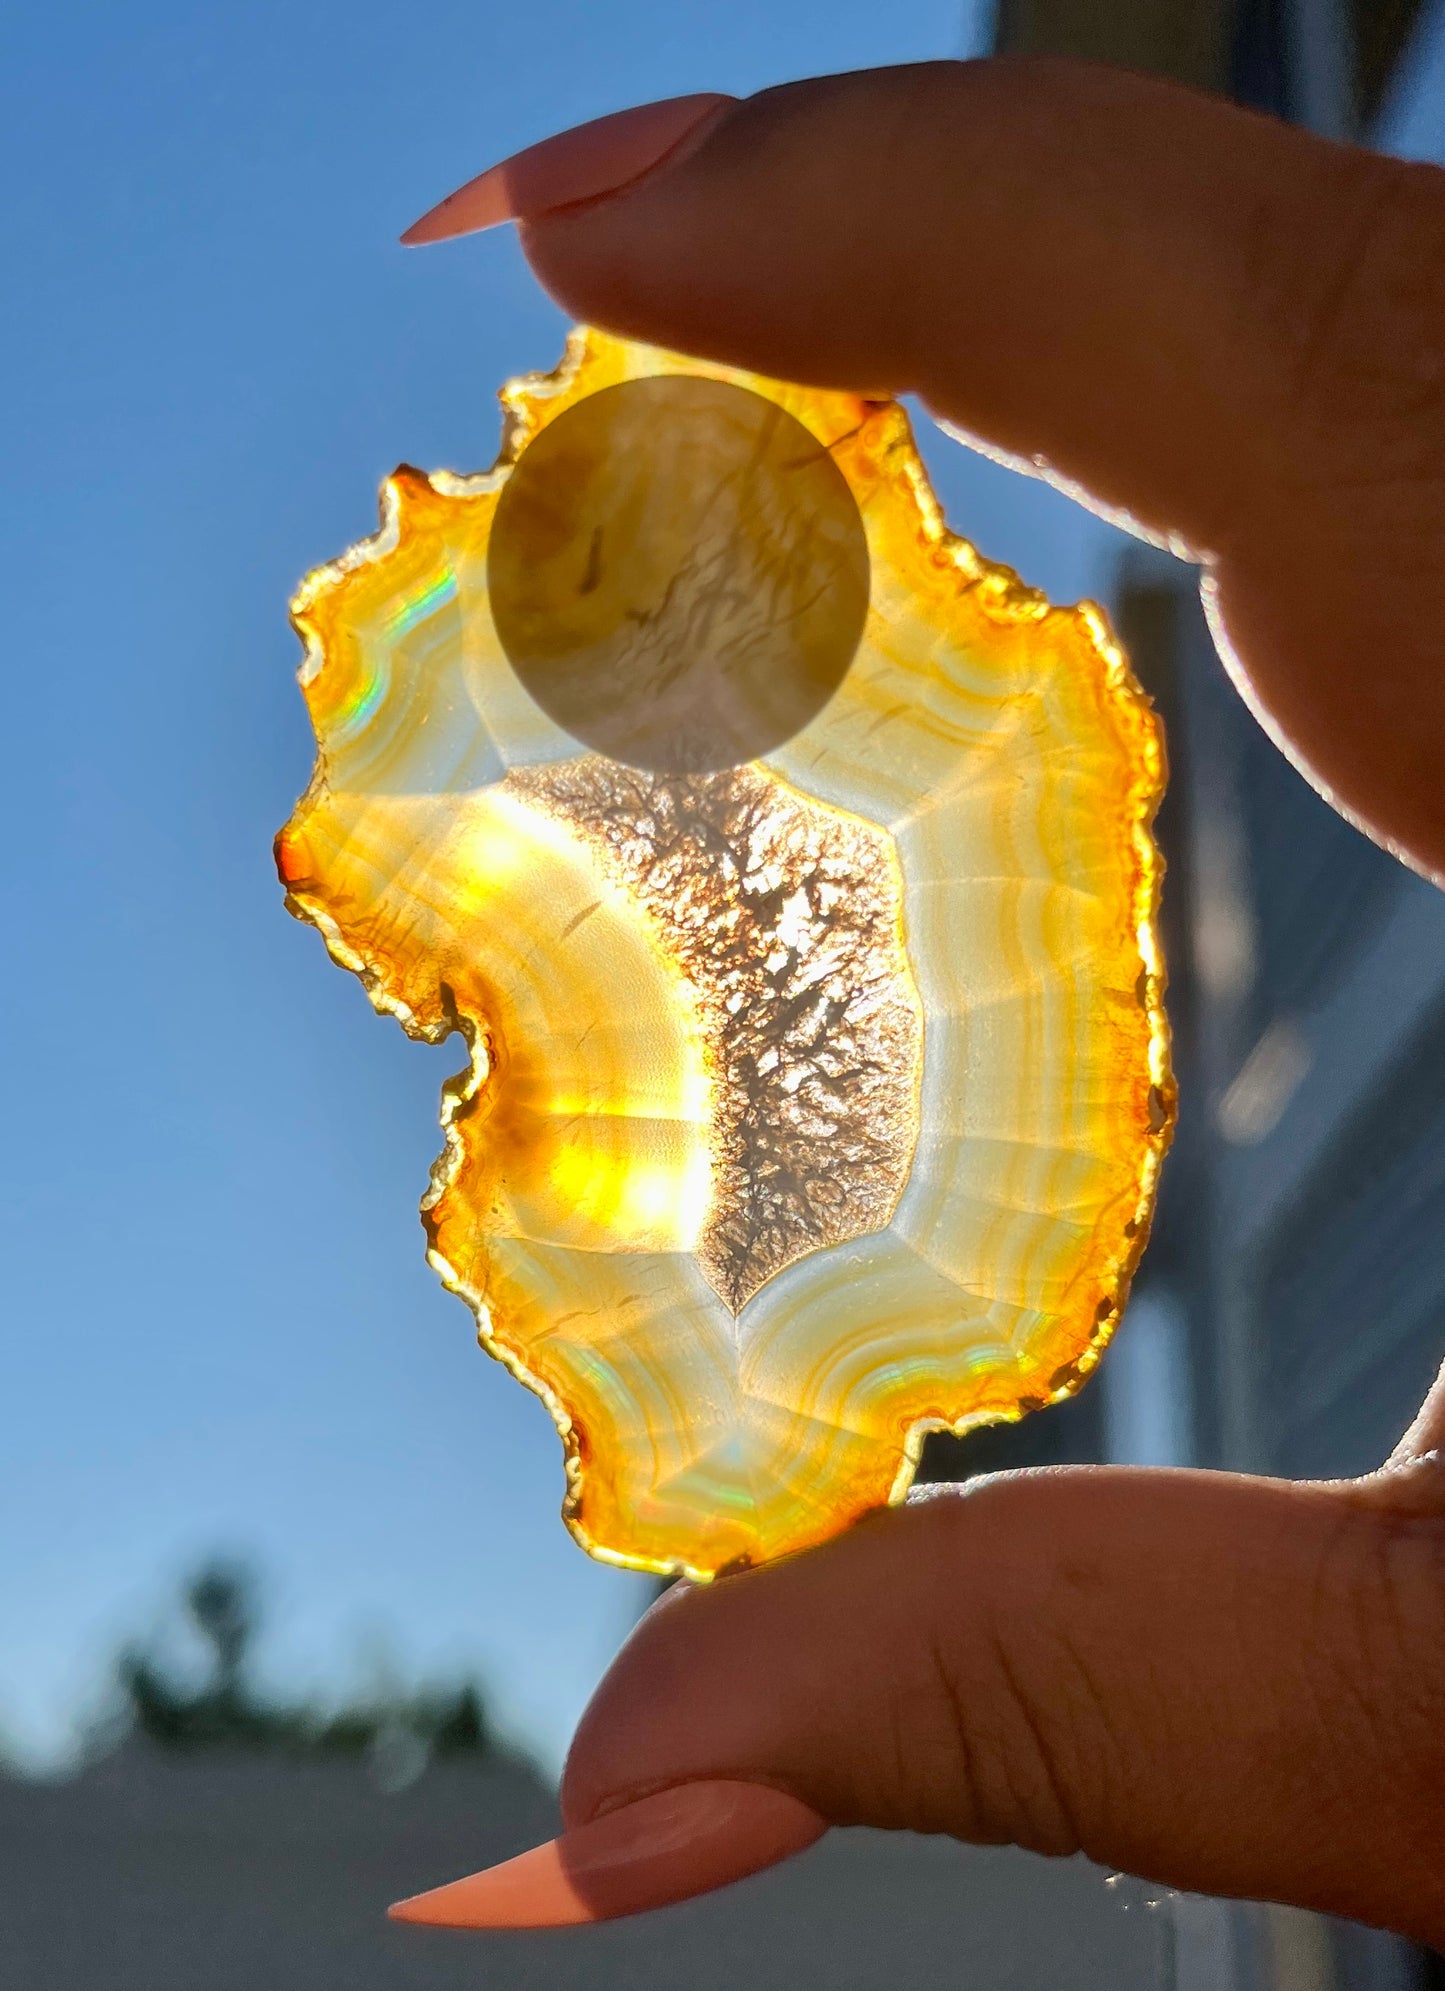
[3,0,1442,1778]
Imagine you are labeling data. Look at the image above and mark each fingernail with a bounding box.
[400,93,736,246]
[387,1779,826,1928]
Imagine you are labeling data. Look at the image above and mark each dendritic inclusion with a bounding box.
[507,759,921,1313]
[277,329,1173,1578]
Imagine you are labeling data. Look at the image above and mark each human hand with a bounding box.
[392,61,1445,1947]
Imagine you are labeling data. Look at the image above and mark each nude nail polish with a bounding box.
[400,93,736,246]
[386,1778,827,1928]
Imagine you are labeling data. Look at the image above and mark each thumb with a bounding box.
[389,1445,1445,1941]
[445,60,1445,880]
[554,1465,1445,1944]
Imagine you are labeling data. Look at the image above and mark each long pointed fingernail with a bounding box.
[387,1779,826,1928]
[400,93,736,246]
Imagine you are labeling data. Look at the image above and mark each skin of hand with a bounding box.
[398,61,1445,1946]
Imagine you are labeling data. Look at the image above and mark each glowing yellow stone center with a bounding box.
[508,759,922,1313]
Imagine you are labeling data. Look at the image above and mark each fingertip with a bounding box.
[387,1780,827,1930]
[398,94,737,247]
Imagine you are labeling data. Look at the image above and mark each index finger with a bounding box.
[409,60,1445,882]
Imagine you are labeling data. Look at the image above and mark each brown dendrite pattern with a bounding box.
[507,759,923,1312]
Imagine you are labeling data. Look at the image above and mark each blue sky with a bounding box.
[5,0,1441,1778]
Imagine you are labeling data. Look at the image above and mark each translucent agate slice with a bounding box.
[277,329,1173,1579]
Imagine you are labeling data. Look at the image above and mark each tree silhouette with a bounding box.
[114,1559,499,1766]
[185,1562,255,1702]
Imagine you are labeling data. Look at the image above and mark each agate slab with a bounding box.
[277,330,1173,1578]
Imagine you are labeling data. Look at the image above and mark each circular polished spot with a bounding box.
[489,376,869,774]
